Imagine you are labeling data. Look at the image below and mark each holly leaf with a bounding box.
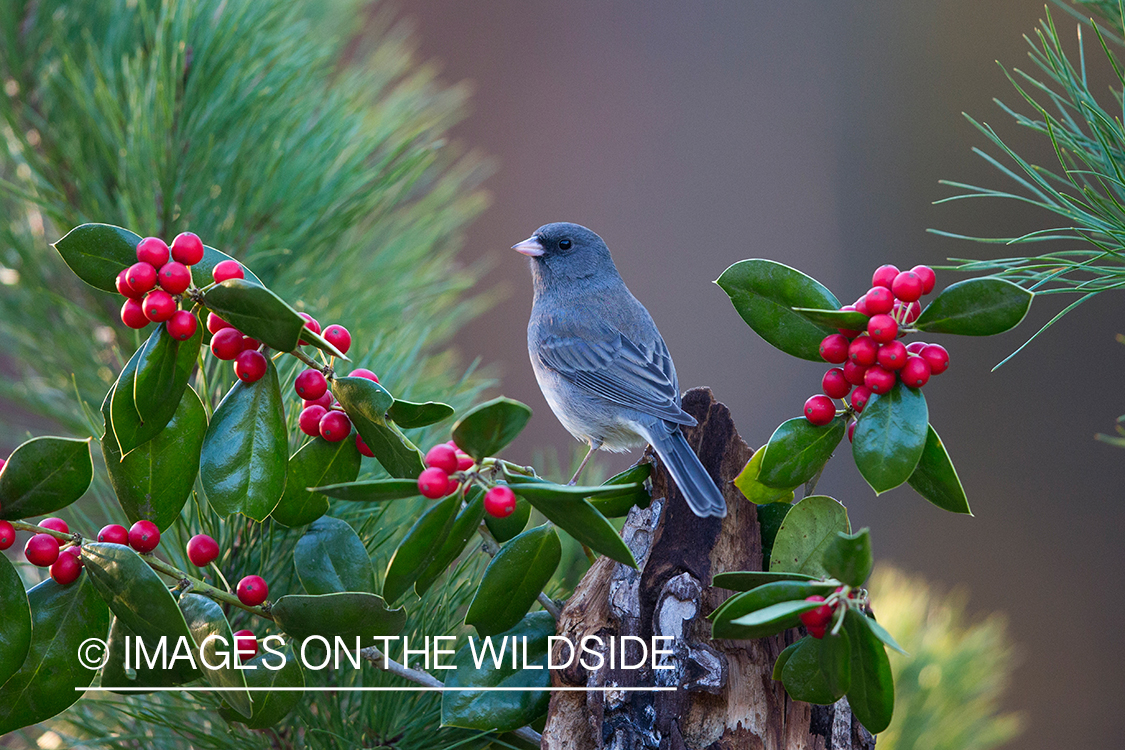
[81,543,195,645]
[710,580,836,639]
[780,632,850,705]
[822,528,873,588]
[179,594,253,718]
[769,495,850,577]
[907,424,972,515]
[415,489,488,597]
[791,307,869,331]
[293,516,375,595]
[388,399,456,429]
[0,436,93,520]
[0,554,32,688]
[52,223,140,292]
[382,493,461,605]
[202,279,309,352]
[844,611,895,734]
[711,570,821,591]
[311,478,420,503]
[271,592,406,641]
[734,447,797,505]
[218,644,304,729]
[915,277,1033,336]
[512,484,635,567]
[451,397,533,461]
[271,437,361,528]
[465,524,561,636]
[759,417,846,489]
[333,376,425,478]
[852,382,928,494]
[100,616,200,692]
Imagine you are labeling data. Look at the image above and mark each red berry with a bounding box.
[456,451,474,471]
[348,368,379,383]
[355,433,374,458]
[166,310,198,341]
[206,312,231,334]
[906,341,928,354]
[872,264,900,289]
[853,295,869,316]
[819,334,850,364]
[876,340,907,370]
[212,260,244,283]
[842,360,869,386]
[142,290,176,323]
[848,336,879,366]
[121,299,149,328]
[97,524,129,545]
[821,368,851,399]
[129,520,161,553]
[126,262,157,294]
[318,410,352,442]
[241,336,261,352]
[851,386,871,413]
[299,405,327,436]
[484,486,518,518]
[910,265,936,295]
[920,344,949,375]
[425,444,459,473]
[837,305,862,338]
[136,237,170,268]
[323,324,352,354]
[210,328,244,360]
[25,533,60,567]
[234,629,258,662]
[294,369,328,400]
[158,261,192,295]
[234,349,268,383]
[116,269,143,299]
[298,313,321,346]
[867,314,897,344]
[237,575,269,607]
[864,287,895,315]
[186,534,220,567]
[808,624,828,639]
[799,595,834,628]
[901,355,931,388]
[50,551,82,585]
[864,365,896,395]
[892,271,924,302]
[803,394,836,426]
[171,232,205,265]
[304,392,333,409]
[39,517,69,534]
[62,544,82,560]
[417,467,451,499]
[0,520,15,550]
[847,420,856,442]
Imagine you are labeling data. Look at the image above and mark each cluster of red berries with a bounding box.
[798,588,857,638]
[296,357,383,459]
[415,442,520,519]
[803,264,950,430]
[115,233,206,340]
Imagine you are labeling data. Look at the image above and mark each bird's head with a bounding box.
[512,222,620,289]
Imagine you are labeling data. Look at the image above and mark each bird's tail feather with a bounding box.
[642,423,727,518]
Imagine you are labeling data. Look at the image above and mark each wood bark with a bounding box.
[541,388,876,750]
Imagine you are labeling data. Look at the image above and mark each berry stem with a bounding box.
[12,520,77,543]
[289,347,332,376]
[143,554,274,621]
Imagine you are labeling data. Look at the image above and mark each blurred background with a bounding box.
[403,1,1122,748]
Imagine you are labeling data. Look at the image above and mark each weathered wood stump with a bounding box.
[541,388,876,750]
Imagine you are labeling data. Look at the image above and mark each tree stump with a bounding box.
[541,388,876,750]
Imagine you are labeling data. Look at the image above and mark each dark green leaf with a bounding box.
[515,488,636,567]
[442,611,554,732]
[388,399,456,429]
[730,599,825,630]
[271,592,406,641]
[502,477,643,501]
[415,489,488,597]
[734,448,796,505]
[190,244,265,288]
[52,223,140,292]
[604,463,652,486]
[593,463,653,515]
[484,496,531,542]
[0,436,93,520]
[852,382,928,494]
[715,259,842,361]
[710,580,836,639]
[102,385,206,531]
[179,594,252,718]
[861,613,909,656]
[758,501,792,562]
[773,641,801,680]
[311,478,420,502]
[202,279,308,352]
[271,437,361,528]
[333,376,425,478]
[915,277,1033,336]
[791,307,869,331]
[844,611,895,734]
[382,494,461,605]
[780,633,850,705]
[101,617,200,692]
[769,495,850,577]
[200,361,288,521]
[218,644,304,729]
[822,529,874,588]
[712,570,820,591]
[0,554,32,688]
[81,543,195,645]
[451,397,533,461]
[759,417,846,489]
[293,516,375,595]
[907,425,972,515]
[466,524,561,636]
[0,576,110,734]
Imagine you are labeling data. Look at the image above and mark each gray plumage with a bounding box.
[515,222,727,518]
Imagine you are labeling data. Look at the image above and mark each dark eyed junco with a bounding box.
[513,222,727,518]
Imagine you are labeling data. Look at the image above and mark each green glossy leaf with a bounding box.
[514,487,636,567]
[190,244,264,289]
[442,611,554,732]
[383,493,461,604]
[52,223,140,292]
[758,501,792,562]
[101,616,200,692]
[907,425,972,515]
[712,570,820,591]
[915,277,1033,336]
[502,477,642,501]
[333,376,425,478]
[844,611,895,734]
[0,436,93,520]
[451,397,533,461]
[0,555,32,689]
[81,543,195,645]
[773,641,801,681]
[293,516,375,595]
[604,463,652,486]
[716,259,842,361]
[759,417,846,489]
[852,382,928,494]
[860,613,909,656]
[388,399,456,429]
[710,581,836,639]
[271,592,406,641]
[202,279,307,352]
[179,594,252,718]
[823,529,873,588]
[218,644,304,729]
[102,385,206,532]
[593,463,653,515]
[769,495,850,577]
[484,496,531,542]
[200,361,288,521]
[271,437,361,528]
[311,478,420,502]
[734,448,796,505]
[780,632,850,705]
[731,599,825,630]
[0,576,110,734]
[416,490,488,597]
[466,524,561,636]
[791,307,869,331]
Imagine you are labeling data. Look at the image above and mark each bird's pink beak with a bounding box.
[512,236,545,257]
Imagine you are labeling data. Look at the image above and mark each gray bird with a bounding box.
[513,222,727,518]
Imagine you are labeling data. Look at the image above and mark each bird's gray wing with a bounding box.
[536,328,695,426]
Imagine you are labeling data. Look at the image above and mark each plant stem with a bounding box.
[143,554,274,621]
[290,347,330,374]
[12,521,78,543]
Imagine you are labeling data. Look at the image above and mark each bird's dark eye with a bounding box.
[558,239,572,250]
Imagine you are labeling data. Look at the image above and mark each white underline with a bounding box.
[82,686,678,693]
